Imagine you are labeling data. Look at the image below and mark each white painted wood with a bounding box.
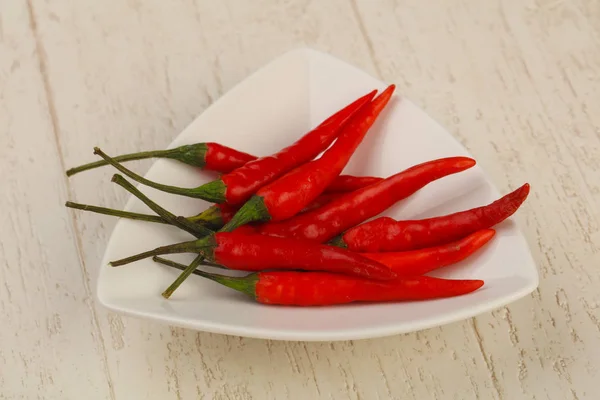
[0,1,114,398]
[1,0,598,398]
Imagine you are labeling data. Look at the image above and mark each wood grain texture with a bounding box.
[0,1,113,399]
[0,0,598,398]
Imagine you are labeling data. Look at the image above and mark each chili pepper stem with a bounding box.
[111,174,212,238]
[93,147,226,203]
[161,255,205,298]
[109,236,215,266]
[187,205,224,228]
[65,201,168,224]
[328,235,347,248]
[152,256,225,270]
[65,201,223,231]
[66,144,209,177]
[221,195,270,232]
[153,256,257,298]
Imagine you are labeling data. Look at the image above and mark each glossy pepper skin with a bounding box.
[256,273,483,306]
[203,143,258,173]
[338,183,530,253]
[170,268,484,306]
[109,231,396,281]
[361,229,495,276]
[210,232,395,280]
[221,85,396,231]
[65,142,257,176]
[92,90,376,205]
[258,156,476,243]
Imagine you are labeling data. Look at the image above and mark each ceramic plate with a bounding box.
[96,48,538,341]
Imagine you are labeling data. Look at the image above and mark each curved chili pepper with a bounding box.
[258,156,476,243]
[190,192,345,229]
[109,231,396,282]
[153,258,484,306]
[362,229,495,276]
[220,85,396,231]
[66,143,257,177]
[334,183,530,252]
[92,90,376,204]
[190,176,379,229]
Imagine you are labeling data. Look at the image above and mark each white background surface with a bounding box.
[1,0,598,398]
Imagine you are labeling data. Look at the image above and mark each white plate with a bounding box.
[97,48,538,341]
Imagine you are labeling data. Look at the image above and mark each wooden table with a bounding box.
[2,1,599,398]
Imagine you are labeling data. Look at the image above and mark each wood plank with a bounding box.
[0,1,113,398]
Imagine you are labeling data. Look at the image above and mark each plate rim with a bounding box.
[95,47,539,341]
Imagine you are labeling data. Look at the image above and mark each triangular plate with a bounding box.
[97,48,538,341]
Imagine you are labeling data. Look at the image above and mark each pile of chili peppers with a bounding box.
[66,85,530,307]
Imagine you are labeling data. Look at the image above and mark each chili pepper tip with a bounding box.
[472,280,485,290]
[459,158,476,168]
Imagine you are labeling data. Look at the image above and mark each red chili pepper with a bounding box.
[258,156,476,243]
[92,90,376,204]
[190,176,380,228]
[69,139,387,191]
[66,142,257,177]
[254,274,483,306]
[191,192,345,229]
[335,183,530,252]
[361,229,495,276]
[323,175,382,193]
[220,85,396,231]
[109,231,397,281]
[155,261,484,306]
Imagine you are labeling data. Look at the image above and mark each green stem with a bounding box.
[153,256,257,299]
[66,148,180,177]
[66,201,222,231]
[220,195,270,232]
[152,256,225,270]
[109,236,212,267]
[65,201,167,224]
[93,147,226,202]
[327,235,347,248]
[111,174,212,238]
[161,254,205,298]
[187,205,225,230]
